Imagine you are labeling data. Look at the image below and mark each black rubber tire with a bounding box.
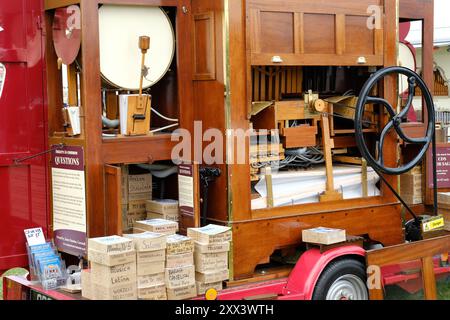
[312,258,368,300]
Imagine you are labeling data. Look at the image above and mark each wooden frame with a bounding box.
[399,0,438,207]
[367,234,450,300]
[216,0,405,280]
[45,0,195,241]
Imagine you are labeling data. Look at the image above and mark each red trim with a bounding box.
[284,246,366,300]
[4,276,76,300]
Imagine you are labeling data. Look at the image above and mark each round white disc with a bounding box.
[99,5,175,90]
[398,42,416,94]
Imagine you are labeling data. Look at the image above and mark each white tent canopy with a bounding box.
[406,0,450,47]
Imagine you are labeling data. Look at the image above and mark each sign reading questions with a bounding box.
[51,146,87,256]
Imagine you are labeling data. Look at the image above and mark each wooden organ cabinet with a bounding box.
[45,0,413,281]
[204,0,402,280]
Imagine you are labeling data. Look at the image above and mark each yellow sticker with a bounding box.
[422,216,445,232]
[205,288,218,301]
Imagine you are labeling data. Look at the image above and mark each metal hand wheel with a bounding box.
[355,66,435,175]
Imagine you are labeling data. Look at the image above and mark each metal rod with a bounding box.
[373,165,419,222]
[432,129,438,215]
[14,143,65,165]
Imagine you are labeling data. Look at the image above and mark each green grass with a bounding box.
[0,268,29,300]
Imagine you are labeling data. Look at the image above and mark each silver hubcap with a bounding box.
[326,274,368,300]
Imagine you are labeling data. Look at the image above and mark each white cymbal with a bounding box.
[99,5,175,90]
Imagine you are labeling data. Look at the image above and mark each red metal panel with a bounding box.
[0,0,48,271]
[283,246,366,300]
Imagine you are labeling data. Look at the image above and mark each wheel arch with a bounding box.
[283,245,366,300]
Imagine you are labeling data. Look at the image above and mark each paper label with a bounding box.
[24,228,46,246]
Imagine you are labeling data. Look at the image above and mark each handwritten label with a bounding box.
[24,228,46,246]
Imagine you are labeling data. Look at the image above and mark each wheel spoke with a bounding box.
[367,96,396,118]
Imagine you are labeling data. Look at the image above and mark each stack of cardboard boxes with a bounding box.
[188,225,232,295]
[165,234,197,300]
[82,223,233,300]
[146,199,180,222]
[83,236,137,300]
[438,192,450,231]
[124,232,168,300]
[121,165,153,232]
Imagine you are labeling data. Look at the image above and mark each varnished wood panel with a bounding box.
[80,0,105,238]
[102,134,176,164]
[192,0,228,222]
[247,0,384,66]
[227,0,252,221]
[345,15,375,55]
[259,12,294,54]
[232,203,403,279]
[44,12,65,136]
[105,165,122,236]
[303,14,335,54]
[193,12,216,80]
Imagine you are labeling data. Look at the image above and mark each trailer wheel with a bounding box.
[312,258,368,300]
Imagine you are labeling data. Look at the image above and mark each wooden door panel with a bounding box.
[303,13,336,54]
[259,12,294,54]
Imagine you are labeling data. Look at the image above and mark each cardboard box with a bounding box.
[302,227,346,245]
[121,204,128,228]
[194,241,230,254]
[400,173,422,205]
[133,227,148,234]
[196,281,223,295]
[166,284,197,300]
[91,262,136,287]
[137,250,166,264]
[128,192,152,201]
[166,234,194,255]
[166,253,194,269]
[137,260,165,276]
[124,232,167,252]
[438,192,450,209]
[128,200,147,214]
[121,165,129,205]
[138,284,167,300]
[195,269,229,284]
[194,252,228,273]
[146,199,179,215]
[94,283,137,300]
[88,249,136,267]
[128,173,152,194]
[147,211,179,222]
[165,265,195,289]
[125,212,147,230]
[81,269,93,300]
[187,225,232,244]
[134,219,178,235]
[88,236,134,254]
[138,273,165,288]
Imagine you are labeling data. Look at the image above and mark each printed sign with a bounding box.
[428,146,450,188]
[178,164,195,216]
[24,228,46,246]
[51,145,87,256]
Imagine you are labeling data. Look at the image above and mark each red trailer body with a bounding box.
[0,0,48,271]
